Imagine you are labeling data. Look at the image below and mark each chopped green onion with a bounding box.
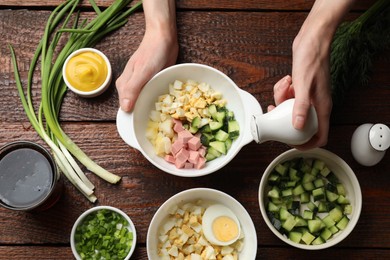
[75,209,134,259]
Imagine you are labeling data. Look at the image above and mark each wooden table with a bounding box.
[1,0,389,259]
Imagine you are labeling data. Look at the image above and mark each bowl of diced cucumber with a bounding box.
[117,63,263,177]
[258,148,362,249]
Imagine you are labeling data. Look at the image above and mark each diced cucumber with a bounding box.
[201,124,211,133]
[279,207,292,221]
[267,201,279,212]
[312,236,325,245]
[322,215,336,228]
[302,173,316,183]
[209,141,226,154]
[227,120,240,139]
[314,178,325,188]
[294,216,308,227]
[336,216,350,230]
[191,116,201,128]
[268,173,280,186]
[303,181,315,191]
[320,166,331,177]
[292,184,305,196]
[189,125,198,134]
[307,201,318,214]
[208,104,217,118]
[225,138,232,151]
[282,216,297,232]
[336,183,346,196]
[209,121,223,131]
[200,133,214,146]
[308,219,323,233]
[300,192,310,204]
[265,157,353,246]
[303,210,314,220]
[281,188,293,198]
[212,111,225,123]
[317,201,329,213]
[326,190,340,202]
[312,187,325,201]
[320,228,333,241]
[274,163,288,176]
[313,159,326,170]
[289,231,303,243]
[301,232,316,245]
[214,130,229,142]
[344,204,353,215]
[329,207,343,222]
[289,168,302,181]
[267,186,280,199]
[337,195,350,204]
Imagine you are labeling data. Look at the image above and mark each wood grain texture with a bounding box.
[0,0,379,11]
[1,0,390,259]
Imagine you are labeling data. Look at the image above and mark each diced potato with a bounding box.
[149,110,161,122]
[222,255,235,260]
[190,253,202,260]
[198,82,210,93]
[168,245,179,257]
[221,246,234,256]
[159,119,174,137]
[173,80,183,89]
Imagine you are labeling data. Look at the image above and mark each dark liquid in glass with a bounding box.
[0,148,53,208]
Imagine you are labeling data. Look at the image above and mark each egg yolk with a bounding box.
[212,216,239,242]
[65,51,107,92]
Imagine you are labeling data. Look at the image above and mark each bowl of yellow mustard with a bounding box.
[63,48,112,98]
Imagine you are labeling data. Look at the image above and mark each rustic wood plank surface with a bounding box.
[0,0,389,259]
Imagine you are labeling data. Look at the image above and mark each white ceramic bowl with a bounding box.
[70,206,137,260]
[63,48,112,97]
[116,63,262,177]
[147,188,258,259]
[258,148,362,250]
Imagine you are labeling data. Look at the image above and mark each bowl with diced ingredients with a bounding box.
[146,188,258,259]
[70,206,136,260]
[116,63,262,177]
[258,148,362,250]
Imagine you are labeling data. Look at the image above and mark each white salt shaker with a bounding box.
[351,123,390,166]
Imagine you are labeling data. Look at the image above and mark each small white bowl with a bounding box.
[258,148,362,250]
[116,63,262,177]
[70,206,137,260]
[63,48,112,98]
[146,188,258,259]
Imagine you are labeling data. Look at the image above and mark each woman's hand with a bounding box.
[116,0,178,112]
[268,0,356,150]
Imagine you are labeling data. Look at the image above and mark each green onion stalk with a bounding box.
[10,0,143,202]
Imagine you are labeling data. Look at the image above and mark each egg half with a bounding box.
[202,204,241,246]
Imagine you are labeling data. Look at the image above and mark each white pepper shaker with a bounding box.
[250,98,318,145]
[351,123,390,166]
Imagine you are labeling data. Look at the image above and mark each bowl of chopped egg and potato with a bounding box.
[146,188,257,259]
[116,63,263,177]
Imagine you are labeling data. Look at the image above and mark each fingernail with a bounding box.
[121,98,132,112]
[294,116,305,129]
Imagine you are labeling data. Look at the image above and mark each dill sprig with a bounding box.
[330,0,390,108]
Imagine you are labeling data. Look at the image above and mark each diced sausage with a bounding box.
[188,150,200,164]
[188,136,201,151]
[178,129,193,144]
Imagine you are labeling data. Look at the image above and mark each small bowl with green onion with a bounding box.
[70,206,136,259]
[258,148,362,250]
